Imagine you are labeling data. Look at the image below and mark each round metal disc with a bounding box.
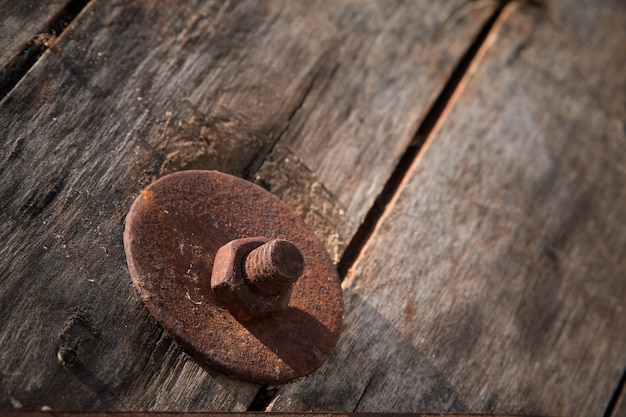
[123,170,343,383]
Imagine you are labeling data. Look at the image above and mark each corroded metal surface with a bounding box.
[243,238,304,296]
[211,237,298,322]
[123,170,343,383]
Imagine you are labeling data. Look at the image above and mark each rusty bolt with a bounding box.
[211,237,305,321]
[125,170,344,382]
[244,239,304,295]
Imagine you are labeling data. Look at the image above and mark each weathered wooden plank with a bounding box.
[0,0,71,86]
[0,0,336,411]
[253,1,497,263]
[0,0,497,411]
[614,381,626,417]
[270,0,626,415]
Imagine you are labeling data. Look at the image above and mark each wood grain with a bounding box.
[252,1,497,263]
[0,0,76,99]
[0,0,69,70]
[0,0,495,411]
[612,375,626,417]
[615,389,626,417]
[270,0,626,415]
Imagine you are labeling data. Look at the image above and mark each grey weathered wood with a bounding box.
[253,1,497,262]
[0,0,495,411]
[270,1,626,415]
[0,0,69,74]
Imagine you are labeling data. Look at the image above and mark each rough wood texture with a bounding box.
[0,0,495,411]
[616,397,626,417]
[614,381,626,417]
[253,2,496,263]
[0,0,69,70]
[270,1,626,415]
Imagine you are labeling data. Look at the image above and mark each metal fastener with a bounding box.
[211,237,304,321]
[124,170,343,383]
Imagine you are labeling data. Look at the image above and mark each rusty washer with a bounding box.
[123,170,343,383]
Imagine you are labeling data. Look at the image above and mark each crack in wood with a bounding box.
[246,2,518,411]
[337,1,516,282]
[605,367,626,417]
[243,57,330,180]
[353,373,375,412]
[0,0,92,100]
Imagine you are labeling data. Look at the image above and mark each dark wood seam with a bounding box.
[0,0,91,100]
[336,0,515,280]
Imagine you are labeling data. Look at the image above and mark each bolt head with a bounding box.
[211,237,293,321]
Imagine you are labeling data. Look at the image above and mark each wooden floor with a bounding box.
[1,0,625,415]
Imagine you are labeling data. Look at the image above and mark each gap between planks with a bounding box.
[337,0,519,284]
[0,0,91,100]
[605,367,626,417]
[246,0,519,411]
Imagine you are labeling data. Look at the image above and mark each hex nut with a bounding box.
[211,237,293,321]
